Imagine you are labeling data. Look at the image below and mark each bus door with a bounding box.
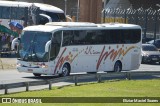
[50,31,62,64]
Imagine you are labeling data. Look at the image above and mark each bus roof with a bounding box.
[46,22,141,29]
[99,23,141,29]
[24,23,141,32]
[34,3,64,13]
[0,1,30,7]
[45,22,97,27]
[23,25,62,32]
[0,1,64,13]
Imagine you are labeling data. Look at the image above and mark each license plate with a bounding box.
[28,69,33,72]
[152,58,158,60]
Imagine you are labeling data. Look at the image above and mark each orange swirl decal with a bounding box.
[54,48,67,73]
[54,48,79,73]
[96,45,135,70]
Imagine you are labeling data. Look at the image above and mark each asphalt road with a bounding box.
[0,63,160,94]
[0,64,160,82]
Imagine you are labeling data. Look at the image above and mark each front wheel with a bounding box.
[113,61,122,72]
[59,64,70,77]
[141,57,144,64]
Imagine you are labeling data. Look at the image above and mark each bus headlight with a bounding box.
[17,63,22,67]
[39,63,48,68]
[41,64,48,68]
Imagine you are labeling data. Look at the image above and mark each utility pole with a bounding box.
[76,0,80,22]
[64,0,67,15]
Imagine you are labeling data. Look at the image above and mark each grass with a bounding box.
[1,79,160,97]
[0,79,160,106]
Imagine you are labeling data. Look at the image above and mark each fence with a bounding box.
[0,71,160,95]
[102,7,160,42]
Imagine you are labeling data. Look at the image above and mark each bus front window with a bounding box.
[45,12,66,22]
[18,31,52,62]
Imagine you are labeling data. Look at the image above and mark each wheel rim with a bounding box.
[62,66,69,76]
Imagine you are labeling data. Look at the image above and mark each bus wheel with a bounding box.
[60,64,70,77]
[87,72,97,74]
[33,73,41,77]
[113,61,122,72]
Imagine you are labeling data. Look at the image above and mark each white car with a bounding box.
[141,44,160,64]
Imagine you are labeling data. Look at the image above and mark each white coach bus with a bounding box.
[0,1,66,28]
[12,22,142,76]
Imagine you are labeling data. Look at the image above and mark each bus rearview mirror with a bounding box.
[11,38,20,50]
[45,40,51,52]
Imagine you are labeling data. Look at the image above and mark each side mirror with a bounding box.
[39,14,52,25]
[11,38,20,50]
[45,40,51,52]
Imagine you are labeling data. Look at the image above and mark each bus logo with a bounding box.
[2,98,11,103]
[96,45,136,70]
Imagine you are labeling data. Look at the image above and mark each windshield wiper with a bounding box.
[23,43,32,61]
[23,34,37,62]
[31,43,40,62]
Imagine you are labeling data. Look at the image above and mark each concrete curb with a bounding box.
[0,58,16,70]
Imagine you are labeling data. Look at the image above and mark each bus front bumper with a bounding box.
[17,66,51,75]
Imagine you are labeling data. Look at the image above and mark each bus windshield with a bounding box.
[44,11,66,22]
[18,31,52,62]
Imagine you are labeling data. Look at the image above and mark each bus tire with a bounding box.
[113,61,122,72]
[33,73,41,77]
[60,64,70,77]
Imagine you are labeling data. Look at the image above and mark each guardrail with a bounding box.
[0,71,160,95]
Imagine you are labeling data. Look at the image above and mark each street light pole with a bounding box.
[154,4,160,43]
[103,0,106,23]
[76,0,80,22]
[64,0,67,15]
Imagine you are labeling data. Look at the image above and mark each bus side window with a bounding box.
[2,7,10,18]
[122,29,141,44]
[123,30,130,44]
[74,30,88,45]
[62,31,73,46]
[131,29,141,43]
